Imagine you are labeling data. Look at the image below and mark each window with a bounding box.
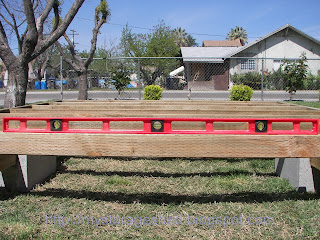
[241,59,255,70]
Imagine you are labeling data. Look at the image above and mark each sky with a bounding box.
[9,0,320,53]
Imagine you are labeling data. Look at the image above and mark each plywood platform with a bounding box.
[1,100,320,158]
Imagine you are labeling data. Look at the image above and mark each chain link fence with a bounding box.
[1,56,320,106]
[86,57,320,101]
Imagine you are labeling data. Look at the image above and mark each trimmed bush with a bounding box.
[230,72,262,90]
[230,84,254,101]
[143,85,163,100]
[230,70,287,90]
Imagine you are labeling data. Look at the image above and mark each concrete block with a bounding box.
[275,158,316,192]
[0,155,57,192]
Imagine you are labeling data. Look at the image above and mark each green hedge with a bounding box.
[230,72,262,90]
[143,85,163,100]
[230,70,320,90]
[230,84,254,101]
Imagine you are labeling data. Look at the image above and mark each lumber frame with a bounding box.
[0,132,320,158]
[1,101,320,159]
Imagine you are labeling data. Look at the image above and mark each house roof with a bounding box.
[181,47,238,63]
[182,24,320,62]
[202,39,242,47]
[226,24,320,57]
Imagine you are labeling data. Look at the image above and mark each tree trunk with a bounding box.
[78,70,88,100]
[4,61,29,108]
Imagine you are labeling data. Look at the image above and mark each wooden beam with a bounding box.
[1,101,319,159]
[30,104,310,111]
[2,112,320,119]
[51,100,286,105]
[0,155,17,171]
[8,108,318,116]
[0,133,319,158]
[48,101,289,106]
[7,101,315,114]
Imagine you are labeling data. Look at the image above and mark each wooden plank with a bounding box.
[48,100,288,106]
[13,101,317,113]
[0,132,319,158]
[2,112,320,119]
[30,104,310,111]
[0,155,17,171]
[50,100,289,106]
[8,108,318,116]
[2,101,319,131]
[45,102,314,113]
[73,100,282,103]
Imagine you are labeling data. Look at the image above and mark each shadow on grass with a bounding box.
[27,188,320,204]
[0,189,18,200]
[26,168,320,204]
[64,169,276,178]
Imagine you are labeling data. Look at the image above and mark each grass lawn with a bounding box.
[289,101,320,109]
[0,157,319,239]
[1,100,320,239]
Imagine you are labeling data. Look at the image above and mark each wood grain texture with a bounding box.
[31,104,306,111]
[51,100,287,105]
[0,132,319,158]
[6,101,319,117]
[11,108,317,115]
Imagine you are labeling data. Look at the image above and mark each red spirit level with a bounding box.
[2,117,319,135]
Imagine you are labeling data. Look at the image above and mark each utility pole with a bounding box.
[69,29,79,47]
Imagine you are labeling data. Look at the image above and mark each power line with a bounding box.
[75,17,261,39]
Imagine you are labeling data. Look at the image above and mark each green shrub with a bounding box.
[230,72,262,90]
[230,70,287,90]
[265,69,286,90]
[282,53,308,101]
[304,72,320,90]
[230,84,254,101]
[143,85,163,100]
[110,62,131,99]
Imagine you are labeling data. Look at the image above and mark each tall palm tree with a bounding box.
[173,27,188,47]
[227,26,248,46]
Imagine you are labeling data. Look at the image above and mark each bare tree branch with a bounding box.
[21,0,38,59]
[62,32,83,65]
[55,41,81,72]
[31,0,85,60]
[0,20,8,44]
[0,10,15,29]
[51,1,60,33]
[33,0,39,10]
[84,11,106,68]
[1,0,85,107]
[0,0,23,49]
[17,19,27,28]
[35,0,55,39]
[0,20,15,67]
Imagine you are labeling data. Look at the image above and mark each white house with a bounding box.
[181,24,320,90]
